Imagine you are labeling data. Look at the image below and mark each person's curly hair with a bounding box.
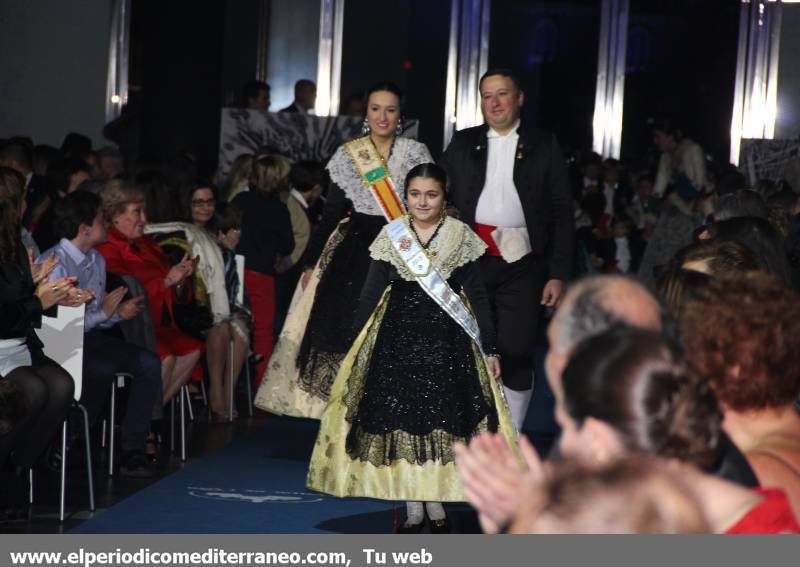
[681,272,800,411]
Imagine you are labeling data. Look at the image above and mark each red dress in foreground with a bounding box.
[725,488,800,534]
[98,227,203,360]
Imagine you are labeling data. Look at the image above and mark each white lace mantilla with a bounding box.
[369,216,487,281]
[326,137,432,216]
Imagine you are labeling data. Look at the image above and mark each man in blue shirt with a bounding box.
[38,191,161,477]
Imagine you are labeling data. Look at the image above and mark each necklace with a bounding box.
[409,215,445,252]
[372,135,396,164]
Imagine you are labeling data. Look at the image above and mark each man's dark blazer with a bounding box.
[439,121,575,281]
[279,102,301,113]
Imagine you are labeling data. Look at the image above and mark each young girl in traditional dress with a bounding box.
[307,163,516,533]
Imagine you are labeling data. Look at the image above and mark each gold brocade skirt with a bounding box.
[306,288,518,502]
[254,220,349,419]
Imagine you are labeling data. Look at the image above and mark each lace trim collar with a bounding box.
[369,216,487,281]
[326,137,432,216]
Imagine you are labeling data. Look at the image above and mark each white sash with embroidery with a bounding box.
[386,218,485,357]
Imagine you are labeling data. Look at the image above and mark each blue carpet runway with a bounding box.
[70,417,400,534]
[68,396,549,533]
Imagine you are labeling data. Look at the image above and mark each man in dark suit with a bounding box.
[280,80,317,114]
[439,69,574,430]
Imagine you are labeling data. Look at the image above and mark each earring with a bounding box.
[440,206,447,222]
[396,120,403,136]
[361,118,370,136]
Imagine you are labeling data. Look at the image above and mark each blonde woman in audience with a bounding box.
[230,154,294,381]
[224,153,254,202]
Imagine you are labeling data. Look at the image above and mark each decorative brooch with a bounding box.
[398,236,413,252]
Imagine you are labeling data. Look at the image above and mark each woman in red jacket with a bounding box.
[97,181,202,405]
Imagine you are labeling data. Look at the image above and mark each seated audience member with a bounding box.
[656,240,760,321]
[667,238,760,278]
[96,146,124,180]
[0,142,46,230]
[60,132,93,163]
[765,188,799,238]
[456,326,799,534]
[576,151,603,201]
[31,145,59,179]
[32,157,91,250]
[137,170,215,356]
[231,154,294,380]
[681,272,800,518]
[658,267,714,325]
[510,459,710,534]
[600,157,628,218]
[706,216,792,286]
[96,181,203,406]
[627,173,660,235]
[0,167,90,519]
[768,189,800,289]
[212,202,252,410]
[148,182,248,421]
[550,275,756,485]
[213,202,247,309]
[38,191,161,475]
[712,189,768,223]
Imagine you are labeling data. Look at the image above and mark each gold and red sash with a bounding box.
[343,136,405,221]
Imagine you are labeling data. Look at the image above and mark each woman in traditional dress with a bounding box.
[256,82,432,419]
[306,163,516,533]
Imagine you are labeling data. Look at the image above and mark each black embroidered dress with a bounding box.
[306,217,517,502]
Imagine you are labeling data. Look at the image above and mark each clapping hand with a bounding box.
[30,252,59,284]
[454,433,545,534]
[117,295,145,320]
[60,286,95,308]
[35,276,77,310]
[165,252,197,287]
[102,286,127,316]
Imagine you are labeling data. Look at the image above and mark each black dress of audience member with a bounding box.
[0,167,76,521]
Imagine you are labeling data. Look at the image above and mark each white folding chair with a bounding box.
[228,254,253,421]
[34,304,95,521]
